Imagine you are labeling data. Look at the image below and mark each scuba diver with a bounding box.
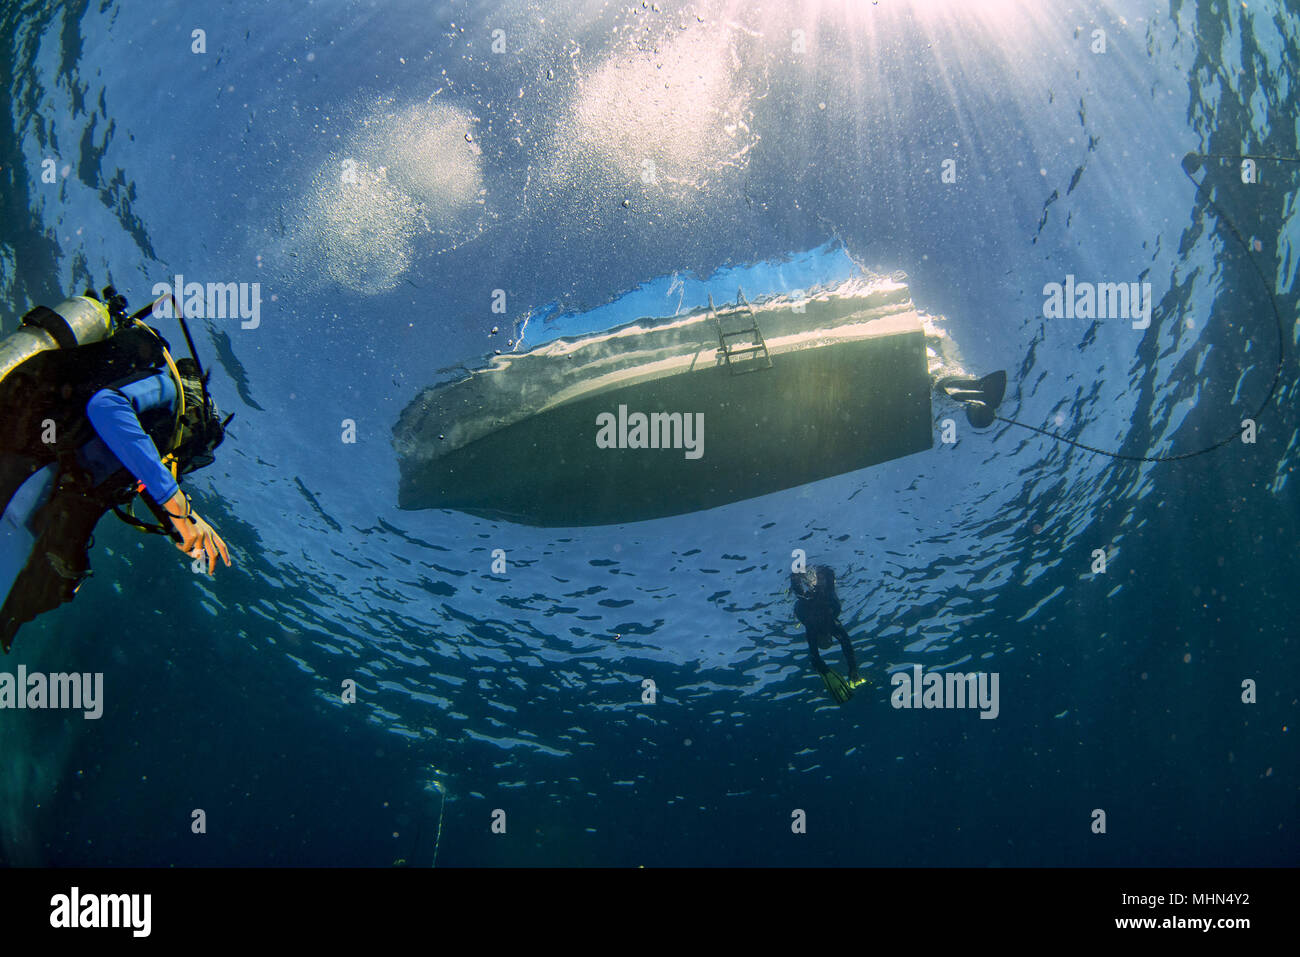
[790,564,866,705]
[0,286,232,653]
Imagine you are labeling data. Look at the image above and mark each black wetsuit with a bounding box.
[792,565,857,678]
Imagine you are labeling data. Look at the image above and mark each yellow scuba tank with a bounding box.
[0,296,113,385]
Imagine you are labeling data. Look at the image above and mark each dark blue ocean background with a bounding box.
[0,0,1295,866]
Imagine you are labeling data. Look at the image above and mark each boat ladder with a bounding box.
[709,287,773,375]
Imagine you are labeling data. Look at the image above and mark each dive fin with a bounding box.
[820,668,854,705]
[937,370,1006,429]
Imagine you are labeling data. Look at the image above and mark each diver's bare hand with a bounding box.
[163,491,231,575]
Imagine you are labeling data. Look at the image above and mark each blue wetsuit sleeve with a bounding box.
[84,372,180,503]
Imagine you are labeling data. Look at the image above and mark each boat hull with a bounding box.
[397,326,933,526]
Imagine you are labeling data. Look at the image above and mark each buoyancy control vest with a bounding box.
[0,319,180,460]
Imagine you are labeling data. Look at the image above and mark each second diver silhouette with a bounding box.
[790,565,865,705]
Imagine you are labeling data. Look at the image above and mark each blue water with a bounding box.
[0,0,1295,866]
